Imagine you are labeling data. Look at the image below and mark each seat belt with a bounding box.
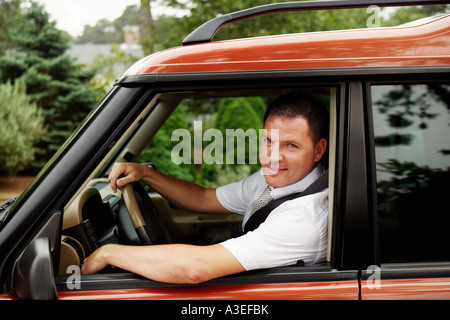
[243,170,329,234]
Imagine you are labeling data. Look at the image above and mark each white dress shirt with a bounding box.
[216,166,328,270]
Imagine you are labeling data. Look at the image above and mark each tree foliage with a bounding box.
[139,103,196,182]
[0,81,46,175]
[0,1,100,171]
[383,4,450,26]
[0,0,22,55]
[140,0,155,55]
[198,97,266,186]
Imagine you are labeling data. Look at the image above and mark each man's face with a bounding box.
[259,115,327,188]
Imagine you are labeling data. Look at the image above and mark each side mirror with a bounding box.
[10,237,58,300]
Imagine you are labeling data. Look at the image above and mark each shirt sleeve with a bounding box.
[220,190,328,270]
[216,169,264,215]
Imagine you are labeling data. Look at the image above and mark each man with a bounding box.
[81,91,329,284]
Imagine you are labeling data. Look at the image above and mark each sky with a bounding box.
[35,0,173,37]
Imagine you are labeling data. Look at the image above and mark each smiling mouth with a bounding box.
[264,166,287,174]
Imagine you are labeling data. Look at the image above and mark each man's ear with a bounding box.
[314,138,327,162]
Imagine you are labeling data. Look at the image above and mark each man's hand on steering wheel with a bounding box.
[109,162,149,193]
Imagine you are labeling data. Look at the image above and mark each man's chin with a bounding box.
[262,168,287,188]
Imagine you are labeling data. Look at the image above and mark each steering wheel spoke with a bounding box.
[119,182,169,245]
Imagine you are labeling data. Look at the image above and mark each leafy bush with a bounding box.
[0,81,46,176]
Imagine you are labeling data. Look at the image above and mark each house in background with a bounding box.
[68,25,144,77]
[122,25,141,50]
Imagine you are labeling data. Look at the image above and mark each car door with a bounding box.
[56,267,359,300]
[52,76,360,300]
[2,73,360,301]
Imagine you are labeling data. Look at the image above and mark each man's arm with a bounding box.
[109,162,231,214]
[81,243,245,284]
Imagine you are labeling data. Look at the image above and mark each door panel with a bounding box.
[59,280,359,300]
[56,267,359,300]
[361,277,450,300]
[361,263,450,299]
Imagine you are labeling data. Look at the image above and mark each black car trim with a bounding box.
[56,266,358,292]
[117,66,450,86]
[330,84,348,270]
[361,262,450,280]
[363,82,381,268]
[341,81,372,270]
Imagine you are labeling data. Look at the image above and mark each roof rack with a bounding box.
[182,0,449,45]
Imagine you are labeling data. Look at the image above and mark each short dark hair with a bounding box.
[263,91,329,144]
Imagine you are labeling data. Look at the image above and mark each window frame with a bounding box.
[55,74,350,296]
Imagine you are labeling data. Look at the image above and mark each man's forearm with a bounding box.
[82,243,245,284]
[141,168,225,213]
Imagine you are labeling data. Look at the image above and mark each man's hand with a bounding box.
[81,245,112,275]
[108,162,149,193]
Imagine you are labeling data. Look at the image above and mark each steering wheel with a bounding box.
[120,181,169,245]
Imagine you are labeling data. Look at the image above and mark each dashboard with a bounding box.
[60,179,122,275]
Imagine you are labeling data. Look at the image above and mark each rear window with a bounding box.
[372,83,450,263]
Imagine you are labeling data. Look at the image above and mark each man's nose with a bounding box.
[266,143,283,163]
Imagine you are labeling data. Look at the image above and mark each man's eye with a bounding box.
[288,143,297,148]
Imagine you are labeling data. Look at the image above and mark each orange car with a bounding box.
[1,0,449,305]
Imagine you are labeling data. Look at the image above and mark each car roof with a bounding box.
[122,13,450,77]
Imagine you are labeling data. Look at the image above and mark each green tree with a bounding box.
[140,0,155,55]
[0,1,100,171]
[0,81,46,176]
[139,103,195,182]
[199,97,266,186]
[383,5,449,26]
[218,97,265,168]
[0,0,22,55]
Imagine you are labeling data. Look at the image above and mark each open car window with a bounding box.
[57,86,339,291]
